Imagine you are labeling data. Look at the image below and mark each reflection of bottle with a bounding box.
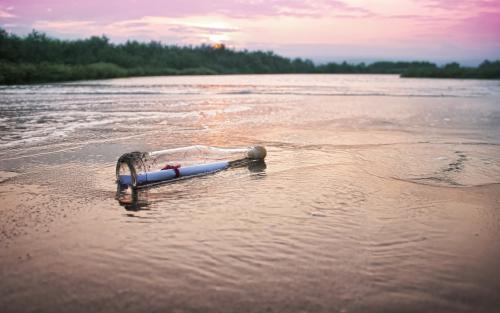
[116,145,266,188]
[116,185,150,211]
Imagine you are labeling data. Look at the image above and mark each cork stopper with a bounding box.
[247,146,267,160]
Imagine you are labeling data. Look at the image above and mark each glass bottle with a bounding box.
[116,145,266,188]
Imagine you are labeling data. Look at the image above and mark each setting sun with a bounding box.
[207,33,229,44]
[211,42,225,49]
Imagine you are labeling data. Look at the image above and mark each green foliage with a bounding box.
[0,28,499,84]
[401,60,500,79]
[0,62,127,84]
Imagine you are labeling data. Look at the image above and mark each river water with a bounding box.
[1,75,500,312]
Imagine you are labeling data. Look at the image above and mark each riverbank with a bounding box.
[2,61,499,85]
[1,29,499,85]
[0,62,218,85]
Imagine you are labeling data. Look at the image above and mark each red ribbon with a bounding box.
[161,164,181,178]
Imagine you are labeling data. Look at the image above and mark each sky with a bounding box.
[1,0,499,65]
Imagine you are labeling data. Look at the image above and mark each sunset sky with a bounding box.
[1,0,499,64]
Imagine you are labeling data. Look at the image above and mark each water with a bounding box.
[1,75,499,312]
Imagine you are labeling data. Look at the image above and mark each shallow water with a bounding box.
[1,74,500,313]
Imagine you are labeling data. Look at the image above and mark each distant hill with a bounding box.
[1,28,499,84]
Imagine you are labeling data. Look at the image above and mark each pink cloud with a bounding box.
[378,0,500,42]
[424,0,500,10]
[451,11,500,41]
[0,0,372,21]
[0,11,14,18]
[0,6,15,18]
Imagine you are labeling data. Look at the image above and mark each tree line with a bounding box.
[0,28,498,84]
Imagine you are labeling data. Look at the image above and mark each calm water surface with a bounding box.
[1,75,500,312]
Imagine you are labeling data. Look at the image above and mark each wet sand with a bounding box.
[1,75,500,312]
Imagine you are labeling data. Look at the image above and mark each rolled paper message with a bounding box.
[118,161,230,186]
